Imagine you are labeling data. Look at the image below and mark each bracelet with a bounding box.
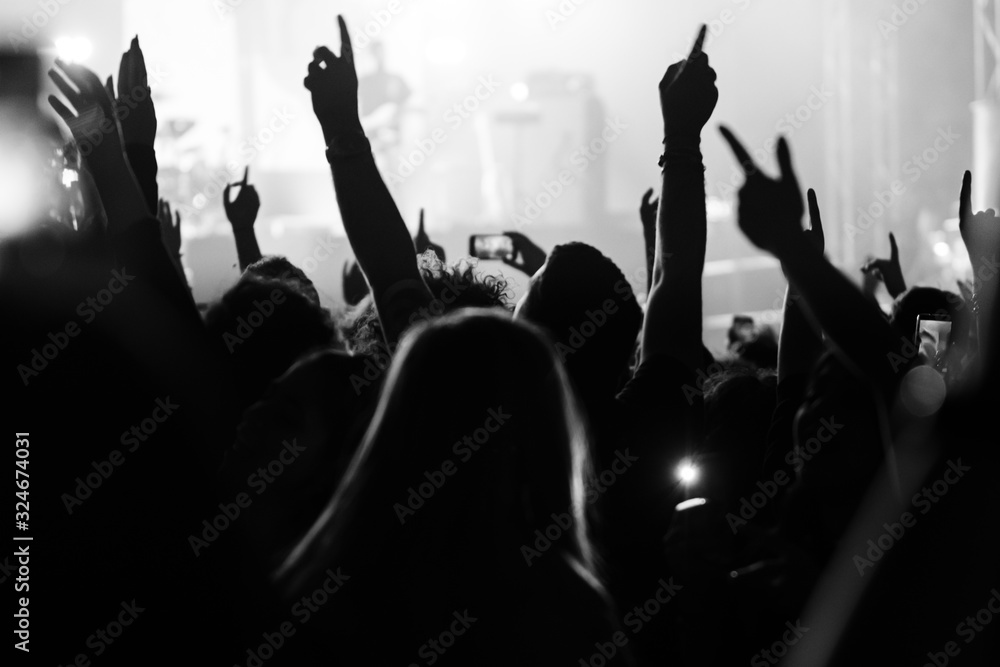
[325,131,371,161]
[659,137,704,169]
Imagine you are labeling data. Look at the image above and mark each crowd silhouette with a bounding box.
[3,14,999,667]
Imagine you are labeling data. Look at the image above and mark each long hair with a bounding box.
[275,309,600,620]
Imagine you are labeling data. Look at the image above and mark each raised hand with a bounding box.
[501,231,547,277]
[640,187,659,232]
[342,258,369,306]
[659,25,718,141]
[111,36,156,148]
[49,59,125,167]
[223,167,260,233]
[804,188,825,253]
[719,126,805,257]
[157,198,182,258]
[414,209,446,261]
[49,59,149,231]
[304,15,362,143]
[861,232,906,299]
[959,170,1000,272]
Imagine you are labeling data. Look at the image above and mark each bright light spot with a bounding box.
[675,459,700,485]
[675,497,707,511]
[425,38,467,65]
[61,170,78,188]
[0,147,45,237]
[510,82,529,102]
[192,193,207,209]
[55,37,93,64]
[933,241,950,258]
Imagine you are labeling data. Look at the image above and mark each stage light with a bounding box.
[54,37,93,64]
[675,458,700,485]
[510,82,529,102]
[933,241,950,258]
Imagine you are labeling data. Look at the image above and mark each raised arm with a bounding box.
[777,189,827,385]
[959,170,1000,384]
[641,25,717,371]
[223,166,263,271]
[304,15,431,350]
[49,59,196,316]
[861,232,906,300]
[157,198,188,286]
[720,127,902,387]
[109,37,158,215]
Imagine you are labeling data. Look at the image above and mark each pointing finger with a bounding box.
[689,24,707,60]
[959,170,972,223]
[719,125,757,176]
[338,15,353,64]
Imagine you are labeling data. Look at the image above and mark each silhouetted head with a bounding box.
[514,242,642,397]
[339,250,511,355]
[279,309,597,602]
[243,255,321,307]
[204,276,336,412]
[701,365,778,504]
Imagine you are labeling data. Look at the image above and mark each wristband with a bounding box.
[325,130,371,161]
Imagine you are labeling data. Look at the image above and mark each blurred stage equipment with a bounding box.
[489,71,606,228]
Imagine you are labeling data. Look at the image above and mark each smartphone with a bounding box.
[915,313,951,365]
[469,234,514,260]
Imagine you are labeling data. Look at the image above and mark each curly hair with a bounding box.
[338,250,512,355]
[243,255,321,307]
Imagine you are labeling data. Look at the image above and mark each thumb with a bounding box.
[889,232,898,262]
